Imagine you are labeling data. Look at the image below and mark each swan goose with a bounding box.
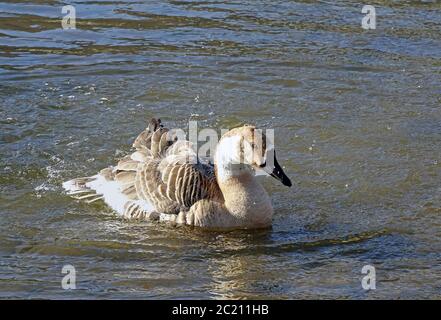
[63,118,292,230]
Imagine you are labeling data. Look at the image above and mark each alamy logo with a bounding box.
[62,5,76,30]
[362,5,376,30]
[361,265,376,290]
[61,264,76,290]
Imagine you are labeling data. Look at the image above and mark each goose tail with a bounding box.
[62,167,156,220]
[62,117,174,220]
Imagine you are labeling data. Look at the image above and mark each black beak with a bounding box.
[263,150,292,187]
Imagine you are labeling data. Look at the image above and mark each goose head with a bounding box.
[215,125,292,187]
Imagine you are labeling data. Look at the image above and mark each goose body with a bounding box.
[63,118,291,230]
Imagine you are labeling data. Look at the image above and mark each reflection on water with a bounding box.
[1,0,441,299]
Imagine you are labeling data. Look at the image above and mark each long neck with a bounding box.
[214,140,273,226]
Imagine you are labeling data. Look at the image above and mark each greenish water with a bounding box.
[1,0,441,299]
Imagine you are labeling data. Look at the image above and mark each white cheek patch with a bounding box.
[215,135,254,182]
[243,141,254,164]
[216,136,241,165]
